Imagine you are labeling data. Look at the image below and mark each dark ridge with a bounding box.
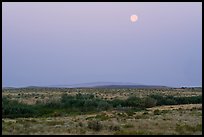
[90,85,169,89]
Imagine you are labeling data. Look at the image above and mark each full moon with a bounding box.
[130,15,138,22]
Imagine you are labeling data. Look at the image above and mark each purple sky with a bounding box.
[2,2,202,87]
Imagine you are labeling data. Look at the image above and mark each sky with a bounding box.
[2,2,202,87]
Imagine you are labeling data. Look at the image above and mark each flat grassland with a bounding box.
[2,87,202,135]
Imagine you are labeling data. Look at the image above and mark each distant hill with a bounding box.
[92,85,168,89]
[48,82,169,89]
[2,82,171,89]
[49,82,141,88]
[2,87,16,89]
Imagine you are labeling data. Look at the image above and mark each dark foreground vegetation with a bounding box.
[2,93,202,118]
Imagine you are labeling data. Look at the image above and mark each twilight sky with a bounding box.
[2,2,202,87]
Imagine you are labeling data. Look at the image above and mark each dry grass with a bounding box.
[2,88,202,105]
[2,104,202,135]
[147,104,202,111]
[2,88,202,135]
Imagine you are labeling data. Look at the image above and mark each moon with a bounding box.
[130,15,138,23]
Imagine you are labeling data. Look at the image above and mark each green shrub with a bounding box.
[111,99,125,107]
[97,100,112,111]
[125,96,144,108]
[150,94,202,106]
[2,97,38,118]
[3,93,201,118]
[144,97,157,108]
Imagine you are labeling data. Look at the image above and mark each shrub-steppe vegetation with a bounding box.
[2,93,202,118]
[2,87,202,135]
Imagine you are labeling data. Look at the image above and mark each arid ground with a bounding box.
[2,87,202,135]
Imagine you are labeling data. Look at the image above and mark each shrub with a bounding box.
[153,109,161,115]
[52,111,62,117]
[2,97,38,118]
[144,97,157,108]
[109,124,121,131]
[174,96,202,104]
[3,92,201,118]
[143,111,149,115]
[97,101,112,111]
[126,110,135,116]
[78,122,83,127]
[88,120,103,131]
[150,94,202,106]
[165,98,177,105]
[44,100,61,108]
[149,94,166,106]
[175,123,202,134]
[125,96,144,108]
[111,99,125,107]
